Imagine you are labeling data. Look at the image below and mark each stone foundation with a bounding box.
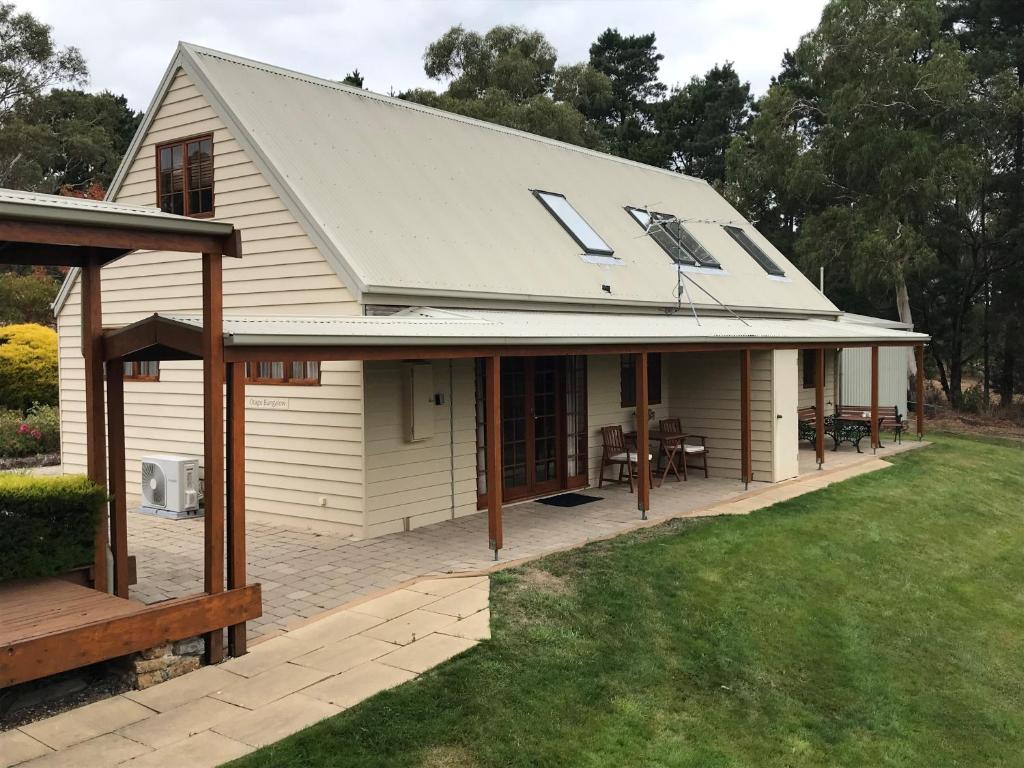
[130,637,205,689]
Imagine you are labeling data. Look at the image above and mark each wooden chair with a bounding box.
[599,425,652,493]
[660,418,709,480]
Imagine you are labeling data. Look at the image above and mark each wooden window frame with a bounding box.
[801,349,816,389]
[620,352,661,407]
[155,133,215,218]
[124,360,159,382]
[244,361,322,386]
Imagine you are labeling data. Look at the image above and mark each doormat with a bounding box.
[537,492,603,508]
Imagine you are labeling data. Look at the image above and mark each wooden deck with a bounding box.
[0,577,262,688]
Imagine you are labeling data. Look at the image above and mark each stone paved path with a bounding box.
[128,442,925,640]
[0,576,490,768]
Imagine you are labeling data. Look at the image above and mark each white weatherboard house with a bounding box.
[54,44,926,546]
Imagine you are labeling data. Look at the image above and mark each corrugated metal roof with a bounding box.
[838,312,914,330]
[164,308,927,347]
[0,187,234,235]
[173,44,839,315]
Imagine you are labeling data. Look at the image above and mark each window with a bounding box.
[722,225,785,276]
[626,207,720,268]
[157,135,214,217]
[620,353,662,408]
[244,361,321,385]
[802,349,816,389]
[533,190,614,256]
[124,361,159,381]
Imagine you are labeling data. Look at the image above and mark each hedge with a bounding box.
[0,323,58,411]
[0,474,106,583]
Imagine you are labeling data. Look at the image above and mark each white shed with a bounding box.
[838,313,914,418]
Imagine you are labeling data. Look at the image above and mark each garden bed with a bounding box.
[0,452,60,471]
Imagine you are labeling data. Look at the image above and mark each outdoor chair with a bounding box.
[660,418,709,480]
[599,425,652,493]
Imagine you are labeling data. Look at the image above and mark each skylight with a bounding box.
[533,190,614,256]
[723,225,785,277]
[626,207,720,268]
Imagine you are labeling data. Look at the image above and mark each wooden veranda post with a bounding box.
[226,361,247,657]
[202,252,226,663]
[870,345,880,453]
[915,344,925,439]
[740,349,753,489]
[634,351,650,518]
[815,348,825,469]
[81,255,108,593]
[105,360,130,598]
[484,355,503,559]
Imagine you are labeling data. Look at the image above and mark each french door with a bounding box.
[501,356,563,501]
[474,356,588,507]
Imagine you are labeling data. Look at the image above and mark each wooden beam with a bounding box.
[634,351,650,518]
[226,361,247,657]
[915,344,925,438]
[105,361,129,599]
[81,256,108,593]
[222,338,927,364]
[103,315,203,361]
[484,355,503,557]
[202,252,225,664]
[740,349,753,488]
[870,345,880,452]
[0,220,236,257]
[0,243,126,267]
[0,585,261,688]
[815,347,826,468]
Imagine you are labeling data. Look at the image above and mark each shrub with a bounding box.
[0,474,106,583]
[960,384,987,414]
[0,323,58,411]
[0,404,60,458]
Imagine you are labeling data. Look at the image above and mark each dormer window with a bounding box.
[626,207,720,268]
[157,135,214,217]
[723,225,784,276]
[533,190,613,256]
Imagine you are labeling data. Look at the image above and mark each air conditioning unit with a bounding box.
[140,455,201,519]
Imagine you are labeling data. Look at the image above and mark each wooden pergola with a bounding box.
[0,194,260,688]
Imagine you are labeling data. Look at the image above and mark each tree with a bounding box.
[0,3,86,119]
[0,270,59,326]
[587,29,668,163]
[725,0,995,408]
[342,69,364,88]
[403,24,610,149]
[0,89,141,191]
[657,63,752,184]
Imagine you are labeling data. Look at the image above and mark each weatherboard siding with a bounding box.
[797,349,838,412]
[56,68,365,533]
[362,360,478,538]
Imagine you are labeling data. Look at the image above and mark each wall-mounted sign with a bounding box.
[247,396,290,410]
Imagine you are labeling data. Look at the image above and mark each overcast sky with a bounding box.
[26,0,827,111]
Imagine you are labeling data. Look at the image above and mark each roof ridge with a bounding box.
[179,41,710,188]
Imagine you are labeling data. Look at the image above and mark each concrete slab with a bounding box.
[302,661,417,709]
[0,729,51,767]
[219,635,324,679]
[362,609,458,646]
[19,733,149,768]
[212,693,340,748]
[426,586,490,618]
[119,729,251,768]
[438,609,491,641]
[284,609,384,646]
[405,576,486,597]
[377,633,477,674]
[19,695,153,750]
[117,696,246,749]
[123,666,242,713]
[210,662,330,710]
[290,634,400,675]
[348,589,437,620]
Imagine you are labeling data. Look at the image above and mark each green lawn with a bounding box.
[230,434,1024,768]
